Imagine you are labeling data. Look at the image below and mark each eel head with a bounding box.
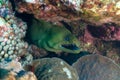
[30,19,81,54]
[42,29,81,54]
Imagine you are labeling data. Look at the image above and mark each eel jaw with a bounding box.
[62,44,79,50]
[61,44,80,53]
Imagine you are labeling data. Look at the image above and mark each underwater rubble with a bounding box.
[0,0,120,80]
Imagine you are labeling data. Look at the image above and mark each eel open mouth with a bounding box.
[62,44,79,50]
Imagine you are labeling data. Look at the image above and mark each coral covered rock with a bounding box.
[72,54,120,80]
[1,70,37,80]
[16,71,37,80]
[15,0,120,25]
[0,60,37,80]
[0,59,24,73]
[28,45,48,59]
[30,58,79,80]
[86,23,120,41]
[78,0,120,25]
[0,0,30,63]
[15,0,81,22]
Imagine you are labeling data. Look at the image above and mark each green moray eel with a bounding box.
[28,18,81,53]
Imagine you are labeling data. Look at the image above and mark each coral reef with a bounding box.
[28,57,79,80]
[60,0,83,11]
[0,0,120,80]
[0,59,37,80]
[0,0,31,65]
[68,20,120,65]
[0,58,24,73]
[14,0,81,23]
[72,54,120,80]
[86,23,120,41]
[16,71,37,80]
[28,45,48,59]
[106,48,120,65]
[0,69,37,80]
[15,0,120,25]
[13,0,120,64]
[78,0,120,25]
[81,0,120,15]
[19,53,33,67]
[23,0,83,11]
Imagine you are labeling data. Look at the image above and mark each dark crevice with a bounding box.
[9,0,16,11]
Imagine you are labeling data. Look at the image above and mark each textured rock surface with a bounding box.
[15,0,120,25]
[31,58,79,80]
[72,54,120,80]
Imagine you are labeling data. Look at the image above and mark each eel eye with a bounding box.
[64,35,70,41]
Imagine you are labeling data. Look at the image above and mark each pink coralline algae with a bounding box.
[86,23,120,41]
[0,19,10,36]
[81,27,95,44]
